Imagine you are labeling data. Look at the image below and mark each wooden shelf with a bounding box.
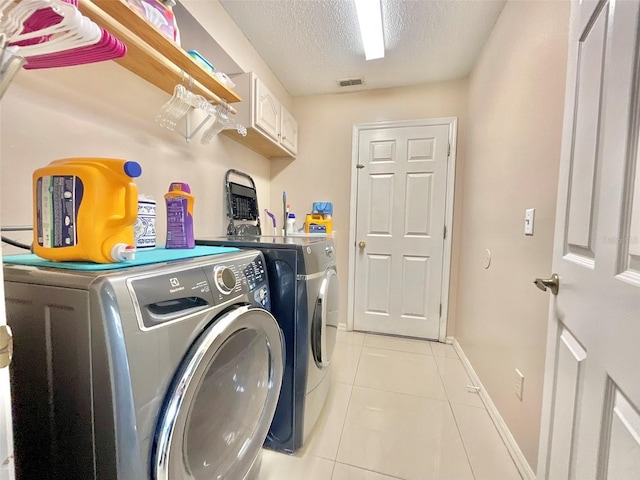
[78,0,241,109]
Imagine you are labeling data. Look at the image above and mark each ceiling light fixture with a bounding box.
[354,0,385,61]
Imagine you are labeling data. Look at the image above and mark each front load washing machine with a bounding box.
[4,249,283,480]
[197,236,340,453]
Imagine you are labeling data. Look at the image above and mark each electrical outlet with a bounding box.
[515,369,525,401]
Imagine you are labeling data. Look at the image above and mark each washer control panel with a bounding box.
[203,254,270,310]
[242,257,267,290]
[213,266,237,294]
[129,251,271,329]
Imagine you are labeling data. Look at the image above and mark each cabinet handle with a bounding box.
[282,136,287,141]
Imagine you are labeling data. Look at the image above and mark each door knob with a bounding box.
[358,241,366,249]
[534,274,559,295]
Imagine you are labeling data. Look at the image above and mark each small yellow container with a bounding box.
[33,158,141,263]
[304,214,333,234]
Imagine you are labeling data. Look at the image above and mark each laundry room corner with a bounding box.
[270,80,469,331]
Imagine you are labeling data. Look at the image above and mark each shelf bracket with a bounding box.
[184,108,215,144]
[0,35,25,101]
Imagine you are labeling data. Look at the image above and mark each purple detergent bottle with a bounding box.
[164,182,195,249]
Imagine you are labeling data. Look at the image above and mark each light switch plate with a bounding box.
[525,208,535,235]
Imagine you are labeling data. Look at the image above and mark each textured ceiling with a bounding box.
[219,0,506,97]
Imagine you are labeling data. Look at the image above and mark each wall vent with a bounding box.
[338,77,364,87]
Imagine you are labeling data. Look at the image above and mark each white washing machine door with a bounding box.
[153,305,283,480]
[311,267,340,368]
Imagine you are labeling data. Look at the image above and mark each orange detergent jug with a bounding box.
[304,214,333,234]
[33,158,142,263]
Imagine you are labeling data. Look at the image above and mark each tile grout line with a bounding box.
[350,340,467,406]
[433,349,456,405]
[356,342,450,402]
[328,457,337,479]
[449,400,487,410]
[335,334,481,480]
[353,340,475,480]
[447,399,479,480]
[334,342,410,480]
[351,382,450,403]
[333,460,406,480]
[359,345,435,357]
[433,354,485,409]
[434,352,478,480]
[364,333,437,354]
[330,339,363,472]
[330,382,353,464]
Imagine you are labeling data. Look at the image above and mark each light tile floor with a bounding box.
[259,330,523,480]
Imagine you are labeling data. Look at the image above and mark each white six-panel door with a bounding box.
[352,120,452,340]
[537,1,640,478]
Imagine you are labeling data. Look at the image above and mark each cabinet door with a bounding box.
[281,106,298,155]
[254,79,280,142]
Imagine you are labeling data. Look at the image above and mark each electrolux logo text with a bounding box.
[169,277,184,293]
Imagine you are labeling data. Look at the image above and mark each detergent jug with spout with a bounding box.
[33,157,142,263]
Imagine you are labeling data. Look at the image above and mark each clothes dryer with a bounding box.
[196,236,340,453]
[4,250,283,480]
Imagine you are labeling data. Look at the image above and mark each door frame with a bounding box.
[346,117,458,342]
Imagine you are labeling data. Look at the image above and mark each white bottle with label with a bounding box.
[286,213,296,235]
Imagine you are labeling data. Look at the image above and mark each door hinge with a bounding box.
[443,225,447,240]
[447,143,451,157]
[439,304,442,317]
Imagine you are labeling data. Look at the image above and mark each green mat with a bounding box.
[3,246,240,271]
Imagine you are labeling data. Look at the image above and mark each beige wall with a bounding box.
[0,0,294,255]
[0,62,270,254]
[455,0,570,471]
[270,80,469,329]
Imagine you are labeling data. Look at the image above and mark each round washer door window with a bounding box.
[154,305,283,480]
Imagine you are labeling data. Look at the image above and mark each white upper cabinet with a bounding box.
[223,72,298,159]
[280,106,298,155]
[255,80,281,142]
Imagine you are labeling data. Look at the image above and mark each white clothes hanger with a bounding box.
[3,0,101,57]
[0,0,55,37]
[16,14,101,56]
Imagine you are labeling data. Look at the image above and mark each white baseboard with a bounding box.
[452,338,536,480]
